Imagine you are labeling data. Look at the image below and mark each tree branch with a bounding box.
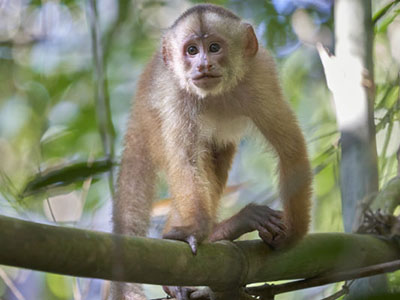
[246,260,400,298]
[0,215,399,292]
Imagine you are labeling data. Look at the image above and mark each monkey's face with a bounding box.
[163,13,258,98]
[183,34,226,91]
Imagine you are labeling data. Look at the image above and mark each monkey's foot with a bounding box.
[164,286,255,300]
[164,286,216,300]
[163,286,197,300]
[189,287,215,299]
[192,287,254,300]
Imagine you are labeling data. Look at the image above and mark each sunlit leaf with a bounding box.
[376,9,400,33]
[46,274,73,299]
[373,0,400,25]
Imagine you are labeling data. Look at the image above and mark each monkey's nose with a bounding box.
[197,63,214,72]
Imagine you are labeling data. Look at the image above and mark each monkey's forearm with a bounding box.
[251,100,312,246]
[162,156,215,254]
[209,214,247,242]
[113,132,156,236]
[280,156,312,240]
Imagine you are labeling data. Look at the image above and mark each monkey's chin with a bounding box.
[189,77,224,98]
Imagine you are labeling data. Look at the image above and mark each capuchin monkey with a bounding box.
[112,4,312,300]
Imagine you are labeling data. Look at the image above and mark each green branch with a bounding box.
[0,215,399,292]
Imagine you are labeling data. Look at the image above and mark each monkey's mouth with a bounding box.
[192,74,221,80]
[191,74,222,88]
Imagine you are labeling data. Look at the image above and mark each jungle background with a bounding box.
[0,0,399,299]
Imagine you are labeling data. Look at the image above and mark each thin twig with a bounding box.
[308,130,338,143]
[102,0,131,64]
[72,277,82,300]
[397,73,400,177]
[45,198,57,222]
[320,283,350,300]
[397,147,400,177]
[0,268,25,300]
[322,280,355,300]
[246,260,400,298]
[321,288,348,300]
[86,0,116,197]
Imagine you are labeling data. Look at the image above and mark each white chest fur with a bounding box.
[198,112,250,145]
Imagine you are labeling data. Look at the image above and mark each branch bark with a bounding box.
[0,215,399,292]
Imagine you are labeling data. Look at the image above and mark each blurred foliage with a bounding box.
[0,0,399,299]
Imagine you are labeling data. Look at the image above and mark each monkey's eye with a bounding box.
[209,43,221,53]
[187,46,199,55]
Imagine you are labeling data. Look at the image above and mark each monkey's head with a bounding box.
[162,4,259,98]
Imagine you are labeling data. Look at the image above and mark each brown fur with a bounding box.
[112,4,312,300]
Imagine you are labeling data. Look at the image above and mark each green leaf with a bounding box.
[373,0,400,25]
[46,274,73,299]
[376,9,400,33]
[22,159,113,196]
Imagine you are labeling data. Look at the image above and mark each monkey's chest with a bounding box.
[198,114,250,145]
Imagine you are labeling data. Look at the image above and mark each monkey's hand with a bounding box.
[209,204,287,249]
[163,222,210,255]
[247,204,288,249]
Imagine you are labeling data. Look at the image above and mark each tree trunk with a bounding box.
[334,0,378,233]
[323,0,382,298]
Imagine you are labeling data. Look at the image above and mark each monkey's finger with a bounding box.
[255,206,283,218]
[190,287,214,299]
[269,233,288,250]
[176,287,192,300]
[163,286,194,300]
[269,216,288,231]
[186,235,198,255]
[162,285,171,296]
[257,226,273,243]
[176,290,188,300]
[271,231,288,248]
[262,221,284,236]
[163,228,198,255]
[268,209,284,218]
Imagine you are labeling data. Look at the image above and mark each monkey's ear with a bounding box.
[244,24,258,57]
[162,37,171,66]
